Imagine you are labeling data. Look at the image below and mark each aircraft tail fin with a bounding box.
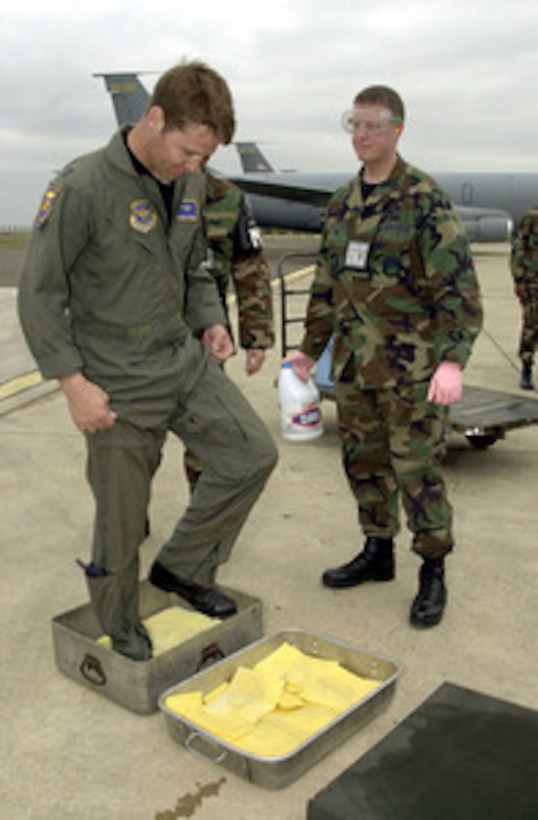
[94,72,151,127]
[235,142,275,173]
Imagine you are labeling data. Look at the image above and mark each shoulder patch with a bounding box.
[35,182,61,228]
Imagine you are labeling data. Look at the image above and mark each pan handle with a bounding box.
[185,731,228,764]
[196,642,225,671]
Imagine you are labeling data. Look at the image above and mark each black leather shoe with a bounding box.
[322,537,395,588]
[149,561,237,618]
[410,559,446,627]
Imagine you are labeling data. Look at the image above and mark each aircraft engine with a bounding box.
[462,215,513,243]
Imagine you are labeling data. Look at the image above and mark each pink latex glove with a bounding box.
[286,350,315,383]
[427,361,463,405]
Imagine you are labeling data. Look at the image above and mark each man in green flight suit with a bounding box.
[183,171,274,487]
[290,85,483,628]
[18,60,278,661]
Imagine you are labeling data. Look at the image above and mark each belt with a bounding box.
[75,314,184,340]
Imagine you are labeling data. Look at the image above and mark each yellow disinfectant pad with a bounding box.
[164,642,380,757]
[97,606,219,657]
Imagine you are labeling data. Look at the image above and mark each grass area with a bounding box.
[0,232,29,249]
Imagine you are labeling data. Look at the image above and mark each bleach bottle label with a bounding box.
[278,360,324,441]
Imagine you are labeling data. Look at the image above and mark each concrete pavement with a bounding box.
[1,240,537,819]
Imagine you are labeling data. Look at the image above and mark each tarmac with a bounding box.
[1,236,537,819]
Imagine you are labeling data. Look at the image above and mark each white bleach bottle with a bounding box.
[278,360,324,441]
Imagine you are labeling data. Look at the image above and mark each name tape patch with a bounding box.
[176,200,199,221]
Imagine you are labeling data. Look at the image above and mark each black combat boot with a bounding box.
[410,557,446,627]
[520,361,534,390]
[322,537,395,588]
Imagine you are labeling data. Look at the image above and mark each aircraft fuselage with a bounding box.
[230,168,538,241]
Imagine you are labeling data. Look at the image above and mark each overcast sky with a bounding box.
[1,0,537,226]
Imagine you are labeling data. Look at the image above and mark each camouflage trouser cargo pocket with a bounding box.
[335,379,452,553]
[519,300,538,360]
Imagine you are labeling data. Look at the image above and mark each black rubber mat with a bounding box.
[307,681,538,819]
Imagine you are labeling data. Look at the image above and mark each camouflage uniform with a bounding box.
[300,155,483,558]
[184,172,274,484]
[510,208,538,379]
[204,172,274,350]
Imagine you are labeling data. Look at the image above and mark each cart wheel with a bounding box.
[465,433,498,450]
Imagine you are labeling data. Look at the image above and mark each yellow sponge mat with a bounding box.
[164,641,381,757]
[97,606,219,656]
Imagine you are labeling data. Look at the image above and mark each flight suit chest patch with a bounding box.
[130,199,158,233]
[176,200,199,221]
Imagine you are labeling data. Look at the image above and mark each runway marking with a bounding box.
[275,264,315,284]
[0,371,43,400]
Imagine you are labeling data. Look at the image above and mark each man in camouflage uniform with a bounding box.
[290,85,482,628]
[183,171,274,487]
[510,208,538,390]
[18,61,277,661]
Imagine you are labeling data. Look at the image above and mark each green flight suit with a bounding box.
[18,128,277,658]
[300,156,483,558]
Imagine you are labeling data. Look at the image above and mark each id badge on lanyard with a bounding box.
[345,240,370,271]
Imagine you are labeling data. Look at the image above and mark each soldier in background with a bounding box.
[183,172,274,488]
[510,208,538,390]
[289,85,482,628]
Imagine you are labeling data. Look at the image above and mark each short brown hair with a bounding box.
[151,60,236,144]
[353,85,405,122]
